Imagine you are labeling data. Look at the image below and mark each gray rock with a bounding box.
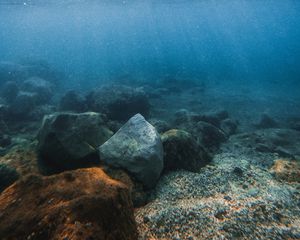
[99,114,163,189]
[37,112,113,172]
[173,109,229,151]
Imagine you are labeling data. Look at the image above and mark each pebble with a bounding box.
[248,188,259,197]
[224,195,232,201]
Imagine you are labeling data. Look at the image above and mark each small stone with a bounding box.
[233,167,243,176]
[248,188,259,197]
[224,196,232,201]
[143,216,151,223]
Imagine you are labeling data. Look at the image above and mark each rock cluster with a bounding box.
[0,61,60,120]
[173,109,238,151]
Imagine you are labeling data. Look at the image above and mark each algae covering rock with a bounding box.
[161,129,211,172]
[0,168,138,240]
[99,114,163,189]
[37,112,113,172]
[193,121,227,150]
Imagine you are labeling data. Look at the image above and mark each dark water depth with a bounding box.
[0,0,300,97]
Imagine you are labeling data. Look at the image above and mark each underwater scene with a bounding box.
[0,0,300,239]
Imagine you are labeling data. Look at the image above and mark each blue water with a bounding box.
[0,0,300,95]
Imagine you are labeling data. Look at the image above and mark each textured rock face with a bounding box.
[0,168,138,240]
[161,129,211,172]
[37,112,113,172]
[99,114,164,189]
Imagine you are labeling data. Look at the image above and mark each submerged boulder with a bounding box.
[0,167,138,240]
[22,77,54,104]
[99,114,163,189]
[192,121,227,150]
[37,112,113,172]
[59,90,87,112]
[173,110,231,151]
[86,85,150,121]
[161,129,211,172]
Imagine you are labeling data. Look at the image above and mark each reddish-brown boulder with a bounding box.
[0,167,137,240]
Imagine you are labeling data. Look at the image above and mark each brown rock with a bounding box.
[0,168,137,240]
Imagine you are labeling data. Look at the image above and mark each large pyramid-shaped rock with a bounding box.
[99,114,163,189]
